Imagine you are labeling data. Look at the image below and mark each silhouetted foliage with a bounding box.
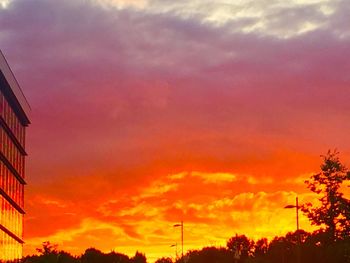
[22,242,78,263]
[81,248,105,263]
[56,251,78,263]
[105,251,131,263]
[81,248,131,263]
[22,231,350,263]
[302,230,350,263]
[131,251,147,263]
[182,247,233,263]
[302,150,350,241]
[154,257,172,263]
[227,234,254,262]
[267,235,295,263]
[36,241,58,256]
[254,238,268,258]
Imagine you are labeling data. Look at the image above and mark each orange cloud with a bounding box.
[24,170,321,261]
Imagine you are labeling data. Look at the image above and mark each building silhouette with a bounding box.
[0,51,30,261]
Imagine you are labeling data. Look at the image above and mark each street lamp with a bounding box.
[284,196,301,263]
[170,243,178,260]
[173,221,184,260]
[284,197,300,232]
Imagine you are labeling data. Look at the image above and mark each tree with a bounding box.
[56,251,78,263]
[302,150,350,241]
[23,242,78,263]
[267,236,295,263]
[227,234,254,262]
[105,251,131,263]
[155,257,173,263]
[131,251,146,263]
[254,238,269,257]
[36,241,58,255]
[81,248,105,263]
[184,247,232,263]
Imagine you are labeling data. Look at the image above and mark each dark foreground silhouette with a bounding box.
[17,232,350,263]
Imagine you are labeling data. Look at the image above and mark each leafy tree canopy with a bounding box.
[302,150,350,241]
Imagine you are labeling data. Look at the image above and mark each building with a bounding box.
[0,50,30,261]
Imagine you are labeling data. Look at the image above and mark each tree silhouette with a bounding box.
[23,242,77,263]
[36,241,58,255]
[80,248,131,263]
[184,247,233,263]
[56,251,78,263]
[155,257,173,263]
[227,234,254,262]
[81,248,105,263]
[267,236,294,263]
[254,238,269,258]
[302,150,350,241]
[131,251,146,263]
[105,251,131,263]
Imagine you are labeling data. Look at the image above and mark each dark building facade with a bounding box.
[0,51,30,261]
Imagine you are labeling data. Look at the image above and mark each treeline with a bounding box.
[19,230,350,263]
[20,243,147,263]
[175,230,350,263]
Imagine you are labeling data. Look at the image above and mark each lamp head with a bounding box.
[284,205,295,209]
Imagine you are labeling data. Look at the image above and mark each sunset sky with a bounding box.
[1,0,350,261]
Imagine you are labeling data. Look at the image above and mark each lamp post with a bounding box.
[284,196,301,263]
[284,197,300,232]
[173,221,184,260]
[170,243,178,260]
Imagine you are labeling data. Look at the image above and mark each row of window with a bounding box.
[0,91,25,148]
[0,162,24,208]
[0,229,22,261]
[0,127,25,178]
[0,195,23,239]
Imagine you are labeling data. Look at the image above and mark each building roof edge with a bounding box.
[0,50,31,120]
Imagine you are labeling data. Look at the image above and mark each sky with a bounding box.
[1,0,350,261]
